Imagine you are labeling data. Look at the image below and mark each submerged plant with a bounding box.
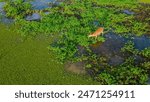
[140,47,150,58]
[95,72,116,85]
[121,41,139,55]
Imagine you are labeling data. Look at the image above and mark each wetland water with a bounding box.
[0,0,150,84]
[92,33,150,57]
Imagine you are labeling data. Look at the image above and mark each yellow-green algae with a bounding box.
[0,24,97,84]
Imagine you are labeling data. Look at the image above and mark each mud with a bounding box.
[65,62,86,74]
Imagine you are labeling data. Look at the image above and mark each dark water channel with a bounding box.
[90,33,150,84]
[91,33,150,65]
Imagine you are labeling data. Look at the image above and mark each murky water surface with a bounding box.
[91,33,150,65]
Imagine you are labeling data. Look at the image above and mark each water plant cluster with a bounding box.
[90,41,150,84]
[2,0,150,84]
[12,0,149,36]
[3,0,31,19]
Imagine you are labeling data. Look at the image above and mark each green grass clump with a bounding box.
[3,0,31,19]
[121,41,150,59]
[141,62,150,70]
[95,72,116,85]
[96,64,148,85]
[140,47,150,58]
[121,41,139,54]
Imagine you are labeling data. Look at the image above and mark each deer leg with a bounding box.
[101,31,104,36]
[95,35,98,40]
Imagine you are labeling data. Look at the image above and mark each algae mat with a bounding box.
[0,24,97,84]
[139,0,150,3]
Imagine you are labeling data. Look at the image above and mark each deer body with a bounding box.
[88,27,104,38]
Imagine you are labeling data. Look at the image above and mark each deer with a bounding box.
[88,27,104,38]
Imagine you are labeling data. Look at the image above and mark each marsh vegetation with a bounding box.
[0,0,150,84]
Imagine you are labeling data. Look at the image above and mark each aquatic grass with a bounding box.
[88,40,150,85]
[14,0,149,37]
[12,0,149,65]
[3,0,32,19]
[1,0,150,85]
